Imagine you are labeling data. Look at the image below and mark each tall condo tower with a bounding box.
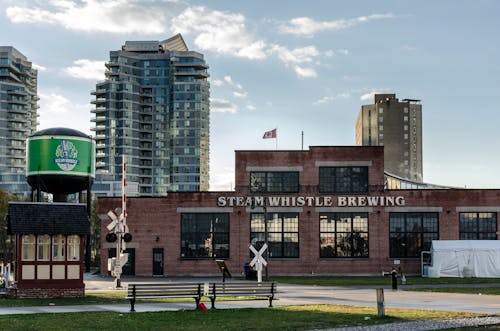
[91,34,210,196]
[0,47,38,197]
[356,93,423,182]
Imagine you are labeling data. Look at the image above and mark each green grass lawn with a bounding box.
[270,275,500,287]
[0,304,479,331]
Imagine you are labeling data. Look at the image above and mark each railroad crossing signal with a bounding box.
[249,244,268,283]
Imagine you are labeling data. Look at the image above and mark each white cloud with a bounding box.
[233,91,248,98]
[32,63,47,71]
[171,6,267,60]
[279,13,395,37]
[64,59,106,80]
[224,76,243,89]
[401,45,417,51]
[360,91,383,101]
[6,0,167,34]
[293,66,317,78]
[270,45,322,78]
[246,105,256,111]
[313,93,351,106]
[38,92,91,134]
[210,98,238,113]
[211,79,224,87]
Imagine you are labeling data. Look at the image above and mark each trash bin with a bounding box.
[243,262,257,280]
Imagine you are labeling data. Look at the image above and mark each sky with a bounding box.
[1,0,499,190]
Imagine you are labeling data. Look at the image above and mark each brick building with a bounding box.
[98,146,500,276]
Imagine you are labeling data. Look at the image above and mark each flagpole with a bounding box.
[276,127,278,150]
[301,131,304,150]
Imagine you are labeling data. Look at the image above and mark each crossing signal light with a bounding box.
[105,233,117,243]
[123,233,133,242]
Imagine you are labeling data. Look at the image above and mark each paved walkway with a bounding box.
[1,274,499,321]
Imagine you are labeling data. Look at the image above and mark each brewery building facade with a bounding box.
[98,146,500,276]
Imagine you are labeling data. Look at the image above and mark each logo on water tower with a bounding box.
[54,140,79,171]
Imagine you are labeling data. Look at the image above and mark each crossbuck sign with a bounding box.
[249,244,268,283]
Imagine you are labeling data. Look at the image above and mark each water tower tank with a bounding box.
[26,127,95,194]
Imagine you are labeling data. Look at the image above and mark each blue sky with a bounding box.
[2,0,499,190]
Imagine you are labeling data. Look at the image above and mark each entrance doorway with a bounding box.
[153,248,164,276]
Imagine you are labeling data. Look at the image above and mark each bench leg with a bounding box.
[195,297,200,310]
[210,297,216,309]
[268,296,273,308]
[130,298,136,312]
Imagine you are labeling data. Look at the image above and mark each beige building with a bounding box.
[356,94,423,182]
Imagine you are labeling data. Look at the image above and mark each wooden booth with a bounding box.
[7,202,90,298]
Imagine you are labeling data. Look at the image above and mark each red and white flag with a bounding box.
[262,128,277,139]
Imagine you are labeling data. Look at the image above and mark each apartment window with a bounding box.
[319,167,368,194]
[390,213,438,258]
[459,212,497,240]
[250,213,299,258]
[320,213,368,258]
[181,213,229,259]
[250,172,299,193]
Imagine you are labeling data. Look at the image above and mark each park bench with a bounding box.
[206,281,276,309]
[126,282,203,312]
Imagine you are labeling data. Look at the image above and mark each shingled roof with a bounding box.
[8,202,90,235]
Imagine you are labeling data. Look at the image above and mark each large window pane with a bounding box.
[37,235,50,261]
[250,172,299,193]
[319,167,368,193]
[459,212,497,240]
[389,213,438,258]
[22,235,36,261]
[250,213,299,258]
[181,213,229,259]
[319,213,369,258]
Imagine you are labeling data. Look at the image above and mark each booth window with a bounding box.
[459,212,497,240]
[250,171,299,193]
[250,213,299,258]
[389,213,438,258]
[320,213,369,258]
[21,235,36,261]
[37,235,50,261]
[52,235,66,261]
[319,167,368,193]
[67,235,80,260]
[180,213,229,259]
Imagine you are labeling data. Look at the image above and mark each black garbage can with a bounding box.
[243,262,257,280]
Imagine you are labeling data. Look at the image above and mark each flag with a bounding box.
[262,128,277,139]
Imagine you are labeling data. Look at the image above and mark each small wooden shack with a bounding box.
[7,202,90,298]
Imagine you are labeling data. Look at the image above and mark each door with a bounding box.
[153,248,164,276]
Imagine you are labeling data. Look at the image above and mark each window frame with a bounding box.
[459,212,497,240]
[250,212,299,258]
[319,212,369,258]
[250,171,299,193]
[319,166,368,194]
[180,213,230,259]
[389,212,439,258]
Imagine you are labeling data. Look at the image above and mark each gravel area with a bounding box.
[314,316,500,330]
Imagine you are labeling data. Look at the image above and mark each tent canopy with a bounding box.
[426,240,500,278]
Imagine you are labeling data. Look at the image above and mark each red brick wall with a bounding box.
[98,147,500,277]
[8,287,84,298]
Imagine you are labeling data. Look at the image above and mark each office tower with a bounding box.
[0,47,38,197]
[91,34,210,196]
[356,93,423,182]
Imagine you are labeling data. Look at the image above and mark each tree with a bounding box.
[0,190,18,262]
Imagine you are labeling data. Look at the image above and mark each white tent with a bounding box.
[425,240,500,278]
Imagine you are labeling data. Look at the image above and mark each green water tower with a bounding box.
[26,127,95,198]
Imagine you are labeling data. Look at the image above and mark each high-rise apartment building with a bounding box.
[356,93,422,182]
[0,47,38,197]
[91,34,210,196]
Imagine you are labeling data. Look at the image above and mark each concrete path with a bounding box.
[1,274,499,316]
